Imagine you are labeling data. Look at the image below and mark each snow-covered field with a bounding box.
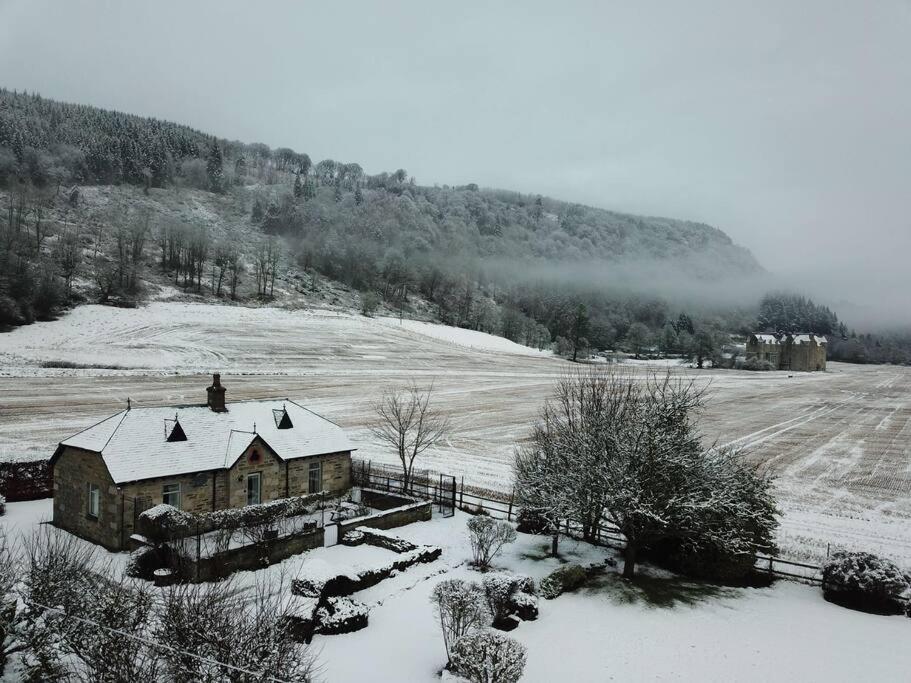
[1,302,911,564]
[3,500,909,682]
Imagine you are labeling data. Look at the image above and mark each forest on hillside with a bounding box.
[0,89,908,365]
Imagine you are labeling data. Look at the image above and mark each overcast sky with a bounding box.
[1,0,908,325]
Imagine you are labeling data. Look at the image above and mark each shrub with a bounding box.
[515,507,549,535]
[314,597,369,635]
[431,579,489,663]
[482,573,536,627]
[508,591,538,621]
[467,517,517,570]
[0,494,5,516]
[822,551,910,615]
[539,564,587,599]
[450,630,527,683]
[125,545,161,580]
[741,356,773,371]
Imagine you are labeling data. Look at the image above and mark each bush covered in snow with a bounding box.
[822,551,910,614]
[482,573,537,628]
[539,564,587,599]
[431,579,489,664]
[314,597,369,635]
[450,630,527,683]
[515,507,549,535]
[467,517,517,570]
[0,493,5,516]
[125,545,162,580]
[138,504,195,544]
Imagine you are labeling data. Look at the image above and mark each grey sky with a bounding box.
[1,0,909,326]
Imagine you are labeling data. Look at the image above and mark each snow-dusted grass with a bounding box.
[315,513,911,682]
[375,317,552,357]
[3,502,910,681]
[2,301,911,565]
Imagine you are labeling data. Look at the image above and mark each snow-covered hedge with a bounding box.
[450,630,527,683]
[539,564,587,599]
[139,492,327,542]
[822,551,911,615]
[293,544,442,599]
[342,527,418,553]
[314,597,369,635]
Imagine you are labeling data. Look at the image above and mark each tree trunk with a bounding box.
[551,530,559,557]
[622,543,637,578]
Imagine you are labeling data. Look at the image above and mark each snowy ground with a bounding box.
[3,501,908,682]
[1,302,911,564]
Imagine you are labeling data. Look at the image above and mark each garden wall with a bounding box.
[339,489,431,535]
[190,526,325,581]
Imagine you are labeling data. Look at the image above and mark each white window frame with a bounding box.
[162,483,181,509]
[246,472,262,506]
[87,483,100,519]
[308,461,322,494]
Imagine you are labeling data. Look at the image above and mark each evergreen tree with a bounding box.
[206,140,224,192]
[293,172,303,198]
[354,185,364,205]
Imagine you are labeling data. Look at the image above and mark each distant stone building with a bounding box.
[746,333,827,371]
[50,374,354,550]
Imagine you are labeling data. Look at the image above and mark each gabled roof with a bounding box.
[790,333,827,345]
[57,399,354,484]
[751,334,780,345]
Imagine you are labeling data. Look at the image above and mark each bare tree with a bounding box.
[371,382,450,493]
[430,579,488,665]
[467,516,517,570]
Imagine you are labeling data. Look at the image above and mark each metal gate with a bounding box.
[435,474,456,517]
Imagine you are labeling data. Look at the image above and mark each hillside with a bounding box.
[5,88,904,364]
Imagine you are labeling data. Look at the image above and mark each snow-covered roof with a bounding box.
[791,334,827,345]
[751,334,780,345]
[58,399,354,484]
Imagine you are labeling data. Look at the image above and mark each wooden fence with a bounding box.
[352,457,827,585]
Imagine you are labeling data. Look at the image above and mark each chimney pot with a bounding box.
[207,373,227,412]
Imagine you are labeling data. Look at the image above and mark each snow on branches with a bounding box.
[514,367,778,578]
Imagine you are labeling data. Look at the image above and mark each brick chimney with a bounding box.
[207,373,227,412]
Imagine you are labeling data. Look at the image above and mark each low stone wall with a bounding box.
[1,460,53,502]
[190,526,325,581]
[339,492,432,536]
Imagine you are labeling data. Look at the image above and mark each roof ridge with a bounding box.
[58,409,127,452]
[285,398,346,430]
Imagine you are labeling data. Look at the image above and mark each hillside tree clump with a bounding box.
[514,367,778,578]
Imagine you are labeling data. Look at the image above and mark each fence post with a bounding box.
[507,489,514,521]
[460,477,464,508]
[196,521,201,581]
[768,556,773,579]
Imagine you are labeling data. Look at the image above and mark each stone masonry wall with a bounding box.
[53,447,120,550]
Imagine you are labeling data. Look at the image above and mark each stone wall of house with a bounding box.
[226,439,285,508]
[288,451,351,495]
[53,447,121,550]
[120,469,221,543]
[53,443,352,550]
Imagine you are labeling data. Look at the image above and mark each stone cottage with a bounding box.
[746,333,827,371]
[50,374,354,550]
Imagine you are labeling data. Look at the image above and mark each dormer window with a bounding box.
[165,416,187,442]
[273,406,293,429]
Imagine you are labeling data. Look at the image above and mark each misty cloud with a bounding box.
[0,0,908,327]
